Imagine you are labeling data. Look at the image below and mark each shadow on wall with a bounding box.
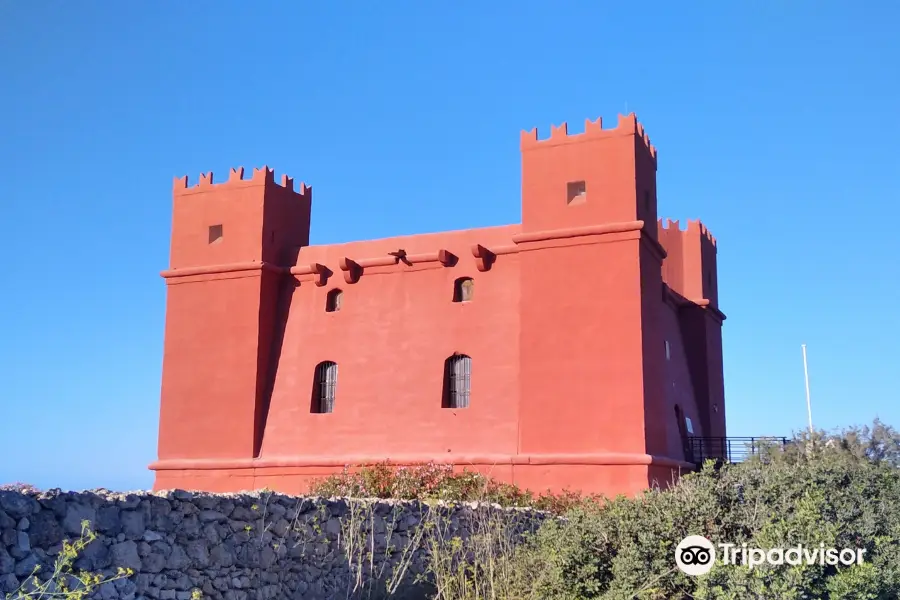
[256,245,303,457]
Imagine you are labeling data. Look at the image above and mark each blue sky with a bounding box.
[1,2,898,491]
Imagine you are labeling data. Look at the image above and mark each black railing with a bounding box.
[685,436,789,466]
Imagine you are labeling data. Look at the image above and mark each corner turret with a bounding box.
[169,166,312,271]
[657,218,719,310]
[520,113,658,235]
[157,166,312,469]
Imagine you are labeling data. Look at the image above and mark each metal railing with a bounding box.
[685,436,789,466]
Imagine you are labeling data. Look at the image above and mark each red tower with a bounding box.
[150,114,727,496]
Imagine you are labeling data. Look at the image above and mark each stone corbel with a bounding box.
[339,258,362,284]
[471,244,496,272]
[290,263,332,286]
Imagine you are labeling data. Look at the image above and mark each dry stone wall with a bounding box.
[0,489,549,600]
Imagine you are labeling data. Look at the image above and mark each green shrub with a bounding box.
[503,421,900,599]
[308,461,600,514]
[316,421,900,599]
[6,520,134,600]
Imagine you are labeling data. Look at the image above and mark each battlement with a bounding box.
[520,112,657,162]
[172,166,311,197]
[658,218,716,247]
[658,217,720,310]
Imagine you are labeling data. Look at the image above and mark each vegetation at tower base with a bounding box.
[502,421,900,600]
[2,421,899,600]
[308,462,597,515]
[306,420,900,599]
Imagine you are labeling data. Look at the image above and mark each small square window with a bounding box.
[208,224,223,244]
[326,289,343,313]
[453,278,474,303]
[566,181,587,205]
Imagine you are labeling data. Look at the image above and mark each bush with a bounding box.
[6,520,135,600]
[308,461,600,514]
[504,421,900,599]
[311,421,900,599]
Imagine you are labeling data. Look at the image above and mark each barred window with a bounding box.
[442,354,471,408]
[312,361,338,413]
[453,277,474,303]
[326,289,343,312]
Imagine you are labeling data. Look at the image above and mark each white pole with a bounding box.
[801,344,813,434]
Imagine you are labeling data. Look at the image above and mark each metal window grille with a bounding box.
[314,361,338,413]
[446,355,471,408]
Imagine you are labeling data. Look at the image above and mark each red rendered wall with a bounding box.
[151,114,726,497]
[263,226,522,460]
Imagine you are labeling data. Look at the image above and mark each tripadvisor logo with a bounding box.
[676,535,716,575]
[675,535,867,576]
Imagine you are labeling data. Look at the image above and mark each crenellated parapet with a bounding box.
[520,113,657,163]
[657,217,720,310]
[167,165,314,270]
[172,166,312,199]
[658,218,716,247]
[688,219,717,247]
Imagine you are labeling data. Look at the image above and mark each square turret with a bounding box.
[520,113,658,236]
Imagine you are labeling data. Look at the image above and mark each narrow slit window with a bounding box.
[665,340,671,360]
[208,224,223,244]
[443,354,471,408]
[312,361,338,413]
[326,289,343,313]
[453,277,474,303]
[566,181,587,205]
